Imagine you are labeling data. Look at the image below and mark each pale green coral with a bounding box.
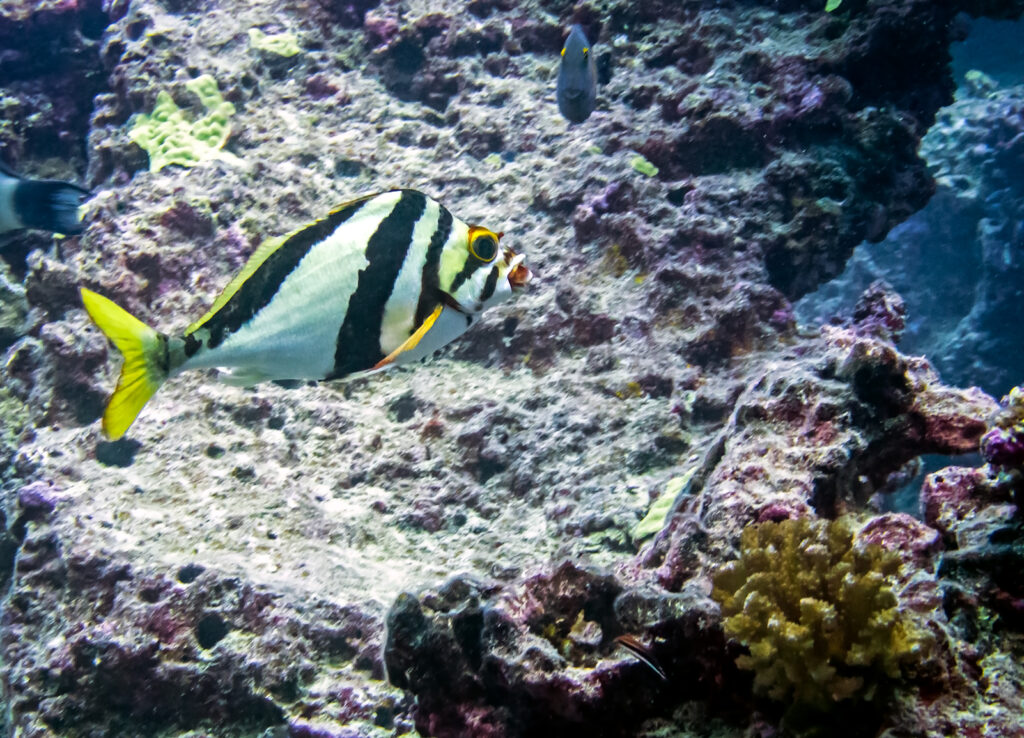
[711,518,929,709]
[248,28,301,57]
[129,75,241,173]
[630,155,659,177]
[633,471,694,541]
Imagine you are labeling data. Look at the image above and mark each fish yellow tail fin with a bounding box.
[80,288,168,440]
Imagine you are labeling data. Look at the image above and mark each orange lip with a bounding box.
[507,252,531,290]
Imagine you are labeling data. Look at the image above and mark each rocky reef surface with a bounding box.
[2,0,1024,736]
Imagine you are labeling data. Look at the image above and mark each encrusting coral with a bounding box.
[128,74,240,172]
[711,517,929,710]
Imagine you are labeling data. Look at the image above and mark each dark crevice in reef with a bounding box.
[0,510,18,593]
[0,3,114,158]
[0,2,115,272]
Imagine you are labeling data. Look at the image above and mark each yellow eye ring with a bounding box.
[469,232,499,262]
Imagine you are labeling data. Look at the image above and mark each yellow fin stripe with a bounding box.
[185,232,290,335]
[80,288,166,440]
[373,303,443,369]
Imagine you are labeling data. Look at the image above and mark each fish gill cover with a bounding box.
[1,0,1024,737]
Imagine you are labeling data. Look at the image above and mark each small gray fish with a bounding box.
[0,161,88,235]
[557,24,598,124]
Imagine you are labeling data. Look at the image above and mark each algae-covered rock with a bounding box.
[0,386,29,480]
[3,0,1023,734]
[0,263,28,354]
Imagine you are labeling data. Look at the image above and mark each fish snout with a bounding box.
[505,251,531,291]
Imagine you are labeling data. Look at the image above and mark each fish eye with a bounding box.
[583,47,589,55]
[470,232,498,262]
[560,47,566,57]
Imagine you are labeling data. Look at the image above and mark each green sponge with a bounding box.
[129,74,241,173]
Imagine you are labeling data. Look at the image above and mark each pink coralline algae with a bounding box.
[980,386,1024,469]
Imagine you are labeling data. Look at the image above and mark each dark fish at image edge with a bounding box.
[0,160,89,235]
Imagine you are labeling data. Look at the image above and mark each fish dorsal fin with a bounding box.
[186,194,377,336]
[185,232,290,335]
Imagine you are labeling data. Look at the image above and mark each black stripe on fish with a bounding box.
[447,252,487,296]
[415,205,453,327]
[478,264,500,304]
[331,190,428,378]
[203,198,368,349]
[183,333,202,359]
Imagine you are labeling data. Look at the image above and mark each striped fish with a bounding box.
[80,189,531,439]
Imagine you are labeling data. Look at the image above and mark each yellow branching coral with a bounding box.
[711,518,927,709]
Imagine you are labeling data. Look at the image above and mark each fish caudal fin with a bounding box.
[15,179,89,235]
[80,288,168,440]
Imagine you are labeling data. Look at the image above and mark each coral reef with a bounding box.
[383,562,741,738]
[0,264,28,354]
[0,0,1022,735]
[638,283,996,594]
[981,386,1024,472]
[2,487,403,736]
[923,387,1024,636]
[710,517,928,710]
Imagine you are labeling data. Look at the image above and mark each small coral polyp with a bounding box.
[711,517,927,710]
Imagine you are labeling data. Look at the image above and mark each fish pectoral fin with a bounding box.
[438,291,470,314]
[218,368,272,387]
[373,304,445,370]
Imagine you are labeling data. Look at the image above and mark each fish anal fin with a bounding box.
[373,304,444,370]
[218,368,272,387]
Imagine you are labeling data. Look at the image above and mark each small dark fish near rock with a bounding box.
[0,160,89,235]
[557,24,598,124]
[615,634,668,681]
